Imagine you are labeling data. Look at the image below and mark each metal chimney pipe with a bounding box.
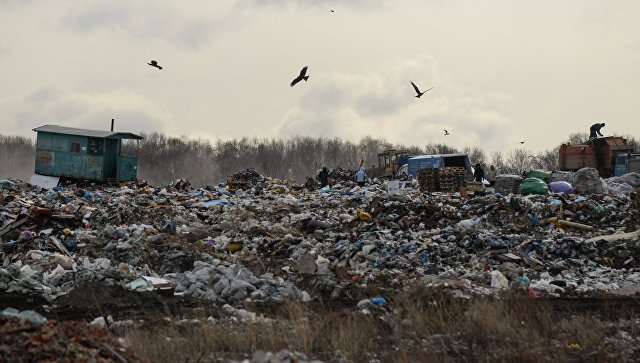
[111,119,114,131]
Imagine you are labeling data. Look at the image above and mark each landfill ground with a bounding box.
[2,169,640,362]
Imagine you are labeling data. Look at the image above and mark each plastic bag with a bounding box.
[526,170,551,182]
[518,177,549,195]
[548,181,574,194]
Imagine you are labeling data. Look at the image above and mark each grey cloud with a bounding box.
[630,38,640,52]
[63,3,131,32]
[0,0,36,8]
[272,57,516,152]
[239,0,385,10]
[62,4,229,50]
[8,87,170,138]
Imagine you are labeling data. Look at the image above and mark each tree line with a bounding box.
[1,132,637,187]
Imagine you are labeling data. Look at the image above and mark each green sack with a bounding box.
[526,170,551,182]
[518,177,549,195]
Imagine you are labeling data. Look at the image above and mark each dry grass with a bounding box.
[120,287,625,363]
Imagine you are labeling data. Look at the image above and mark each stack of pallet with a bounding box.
[418,169,440,192]
[466,181,485,194]
[439,167,467,192]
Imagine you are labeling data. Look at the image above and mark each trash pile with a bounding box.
[227,168,265,191]
[328,167,357,184]
[0,308,144,362]
[0,167,639,308]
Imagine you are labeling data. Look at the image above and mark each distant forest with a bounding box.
[1,132,638,187]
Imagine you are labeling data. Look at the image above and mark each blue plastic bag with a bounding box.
[548,181,574,195]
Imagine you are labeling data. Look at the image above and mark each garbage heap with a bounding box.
[1,168,640,308]
[328,167,357,184]
[226,168,265,191]
[0,308,144,362]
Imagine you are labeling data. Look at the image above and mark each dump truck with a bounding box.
[558,136,636,178]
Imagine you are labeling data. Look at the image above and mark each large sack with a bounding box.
[494,174,523,195]
[573,168,603,194]
[518,177,549,195]
[526,170,551,182]
[550,171,575,184]
[548,181,574,194]
[604,181,635,195]
[606,172,640,188]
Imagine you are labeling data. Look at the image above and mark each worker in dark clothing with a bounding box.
[318,167,329,188]
[473,164,484,182]
[589,122,605,140]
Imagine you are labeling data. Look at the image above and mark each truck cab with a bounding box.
[614,153,640,176]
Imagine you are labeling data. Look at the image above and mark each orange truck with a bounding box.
[558,136,636,178]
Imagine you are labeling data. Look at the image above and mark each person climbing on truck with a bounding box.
[589,122,605,140]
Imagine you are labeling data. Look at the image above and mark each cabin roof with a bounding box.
[33,125,143,140]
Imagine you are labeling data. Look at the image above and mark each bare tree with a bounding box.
[423,143,459,155]
[463,146,486,167]
[567,132,589,145]
[504,148,533,175]
[534,148,559,171]
[490,151,506,172]
[0,135,34,180]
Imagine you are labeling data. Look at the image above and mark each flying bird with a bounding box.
[443,129,450,136]
[147,60,162,70]
[519,141,526,144]
[330,9,335,12]
[290,66,310,87]
[410,81,433,98]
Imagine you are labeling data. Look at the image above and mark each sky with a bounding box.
[1,0,639,154]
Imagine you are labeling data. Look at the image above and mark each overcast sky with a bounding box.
[1,0,639,154]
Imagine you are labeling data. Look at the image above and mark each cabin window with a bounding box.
[120,139,139,157]
[87,138,104,156]
[70,141,81,154]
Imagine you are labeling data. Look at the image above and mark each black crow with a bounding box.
[444,129,450,136]
[411,81,433,98]
[148,60,163,70]
[519,141,525,144]
[291,66,309,87]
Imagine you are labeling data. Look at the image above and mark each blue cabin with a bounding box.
[33,125,143,182]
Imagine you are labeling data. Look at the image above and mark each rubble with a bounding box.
[1,171,640,303]
[1,167,640,360]
[0,313,145,362]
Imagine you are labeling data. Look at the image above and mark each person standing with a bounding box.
[486,165,498,187]
[473,164,484,183]
[589,122,605,140]
[355,166,367,187]
[318,167,329,188]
